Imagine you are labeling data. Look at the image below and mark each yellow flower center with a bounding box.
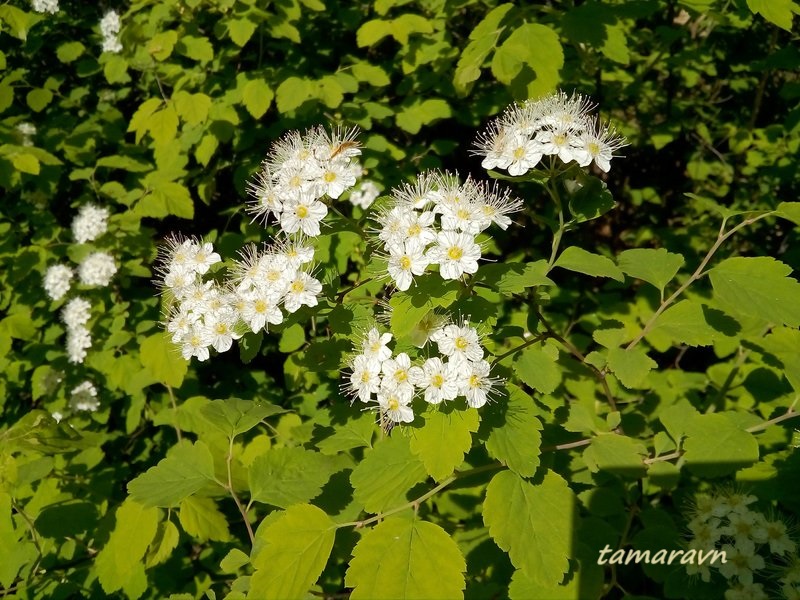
[215,323,228,335]
[513,146,526,159]
[554,133,567,146]
[394,369,407,382]
[469,374,480,388]
[324,171,337,183]
[297,205,309,219]
[254,299,267,313]
[408,223,421,236]
[588,142,600,156]
[431,374,444,388]
[457,208,470,219]
[447,246,463,260]
[289,175,302,188]
[361,372,371,383]
[291,280,305,293]
[399,256,412,270]
[454,337,468,350]
[388,397,400,411]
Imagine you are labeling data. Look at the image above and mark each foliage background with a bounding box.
[1,0,799,599]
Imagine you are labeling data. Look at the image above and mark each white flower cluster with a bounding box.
[473,90,627,175]
[31,0,58,14]
[62,297,92,364]
[72,204,109,243]
[16,122,36,146]
[78,252,117,287]
[349,180,381,210]
[684,490,796,598]
[246,126,362,236]
[373,171,521,290]
[344,322,502,425]
[159,236,323,362]
[43,264,74,301]
[100,10,123,54]
[70,381,100,412]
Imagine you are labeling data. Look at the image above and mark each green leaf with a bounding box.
[409,407,480,481]
[228,18,257,46]
[473,260,554,295]
[137,181,194,219]
[776,201,800,226]
[242,79,274,119]
[25,88,53,112]
[173,91,211,126]
[583,434,647,477]
[127,440,217,507]
[491,23,563,98]
[350,434,428,513]
[279,322,305,352]
[316,412,376,455]
[617,248,684,292]
[57,41,86,63]
[249,447,334,508]
[144,520,179,568]
[483,383,543,477]
[178,35,214,63]
[346,514,466,600]
[683,413,760,477]
[390,13,433,44]
[95,500,160,594]
[0,6,32,40]
[96,155,151,172]
[147,30,178,61]
[139,332,188,387]
[710,257,800,327]
[220,548,250,573]
[648,299,737,347]
[276,77,314,113]
[554,247,624,282]
[11,153,39,175]
[147,106,179,146]
[483,470,574,587]
[567,175,615,222]
[195,134,218,167]
[395,98,452,134]
[356,19,393,47]
[179,496,230,542]
[746,0,796,30]
[351,62,390,87]
[249,504,336,600]
[606,346,656,389]
[453,4,515,94]
[513,344,561,394]
[200,398,285,438]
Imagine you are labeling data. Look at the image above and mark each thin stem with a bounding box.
[335,277,372,302]
[11,500,43,581]
[643,450,682,465]
[541,438,592,452]
[627,211,774,350]
[491,333,550,366]
[166,384,182,441]
[746,398,799,434]
[226,436,255,545]
[546,182,566,271]
[337,463,503,529]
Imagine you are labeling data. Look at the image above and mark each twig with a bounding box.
[166,384,182,441]
[541,438,592,452]
[490,333,550,366]
[226,436,255,545]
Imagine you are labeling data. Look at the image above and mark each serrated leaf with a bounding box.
[483,470,573,587]
[513,345,561,395]
[710,257,800,327]
[172,91,211,126]
[409,407,479,481]
[483,383,543,477]
[583,434,647,477]
[242,79,274,119]
[473,260,554,295]
[351,62,390,87]
[746,0,796,31]
[567,175,615,222]
[195,134,218,167]
[201,398,285,438]
[95,500,160,594]
[220,548,250,573]
[617,248,684,292]
[26,88,52,112]
[178,35,214,63]
[139,332,188,387]
[776,201,800,226]
[147,106,179,146]
[179,496,230,542]
[453,4,514,94]
[11,153,39,175]
[554,247,624,281]
[648,299,738,347]
[249,504,336,600]
[147,30,178,61]
[127,440,217,507]
[276,77,314,113]
[228,18,257,46]
[350,435,428,513]
[346,514,466,600]
[248,447,334,508]
[356,19,393,47]
[316,413,376,455]
[491,23,563,98]
[137,180,194,219]
[0,6,31,40]
[145,520,179,568]
[395,98,451,134]
[606,346,656,389]
[683,413,760,477]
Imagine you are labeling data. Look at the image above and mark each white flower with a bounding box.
[72,204,109,243]
[573,117,627,173]
[535,128,580,164]
[280,196,328,237]
[78,252,117,287]
[66,326,91,364]
[377,389,414,424]
[204,311,242,353]
[456,359,498,408]
[503,133,544,176]
[283,272,322,313]
[43,264,73,300]
[717,544,765,584]
[16,122,36,146]
[410,357,459,404]
[349,180,381,209]
[427,231,481,280]
[474,182,522,231]
[51,411,63,423]
[317,158,357,199]
[361,328,393,364]
[31,0,59,14]
[166,307,199,343]
[62,297,92,329]
[100,11,123,54]
[189,242,221,275]
[764,520,796,555]
[180,324,211,361]
[724,583,768,600]
[380,353,415,400]
[431,323,484,364]
[240,289,283,332]
[70,381,99,412]
[346,355,382,403]
[387,243,429,291]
